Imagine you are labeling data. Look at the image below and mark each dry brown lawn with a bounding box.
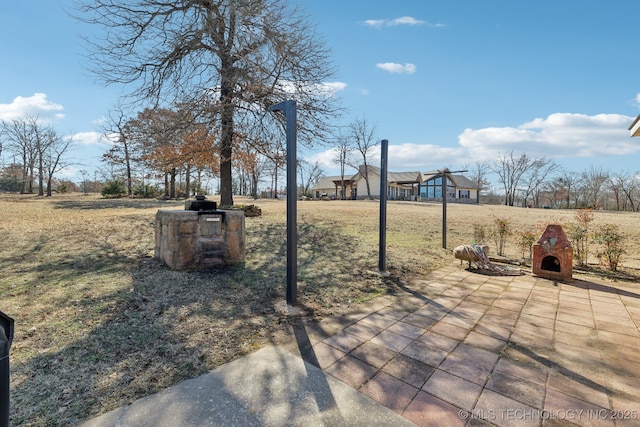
[1,193,639,426]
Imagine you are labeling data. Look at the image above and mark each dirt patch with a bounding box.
[1,193,638,425]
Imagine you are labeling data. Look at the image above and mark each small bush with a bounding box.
[490,216,512,257]
[592,224,626,271]
[101,180,127,198]
[472,223,487,244]
[517,230,537,262]
[569,209,594,266]
[133,183,160,198]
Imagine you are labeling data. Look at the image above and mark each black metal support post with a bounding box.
[441,170,447,249]
[269,101,298,305]
[0,311,14,427]
[379,139,388,272]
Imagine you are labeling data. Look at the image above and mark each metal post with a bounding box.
[441,170,447,249]
[269,101,297,305]
[0,311,14,427]
[379,139,388,272]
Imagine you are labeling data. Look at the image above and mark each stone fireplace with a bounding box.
[532,224,573,282]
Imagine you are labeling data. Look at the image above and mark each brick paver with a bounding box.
[288,263,640,426]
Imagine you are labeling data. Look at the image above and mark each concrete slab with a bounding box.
[81,346,415,427]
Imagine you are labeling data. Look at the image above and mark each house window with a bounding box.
[459,190,470,199]
[421,176,454,199]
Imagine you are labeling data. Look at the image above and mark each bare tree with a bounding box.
[100,106,137,196]
[42,132,74,197]
[347,116,378,200]
[76,0,340,207]
[466,161,490,203]
[297,159,324,198]
[331,132,353,199]
[1,115,73,196]
[608,171,639,212]
[1,115,38,193]
[489,151,533,206]
[520,157,559,208]
[578,166,609,209]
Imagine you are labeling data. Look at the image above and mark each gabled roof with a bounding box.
[313,176,342,190]
[449,175,477,189]
[629,114,640,137]
[388,171,422,184]
[352,165,421,183]
[313,175,358,190]
[422,171,478,189]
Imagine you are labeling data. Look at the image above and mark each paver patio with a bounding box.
[283,263,640,427]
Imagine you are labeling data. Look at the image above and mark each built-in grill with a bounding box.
[186,194,218,212]
[155,195,245,270]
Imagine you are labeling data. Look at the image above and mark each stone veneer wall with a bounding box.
[154,209,245,270]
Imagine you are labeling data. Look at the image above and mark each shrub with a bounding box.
[101,179,127,198]
[592,224,626,271]
[517,230,537,262]
[472,223,487,245]
[490,216,511,257]
[133,183,160,198]
[570,208,594,266]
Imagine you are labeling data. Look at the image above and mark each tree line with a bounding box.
[467,150,640,211]
[0,115,72,196]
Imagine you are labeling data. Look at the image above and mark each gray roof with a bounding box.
[387,171,421,184]
[312,175,356,190]
[449,174,477,189]
[422,172,478,189]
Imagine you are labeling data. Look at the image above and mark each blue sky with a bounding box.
[1,0,640,183]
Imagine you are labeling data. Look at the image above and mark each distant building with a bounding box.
[311,166,480,203]
[629,114,640,137]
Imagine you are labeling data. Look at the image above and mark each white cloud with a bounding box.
[275,80,347,98]
[319,81,348,97]
[0,93,64,122]
[362,19,387,28]
[72,131,111,146]
[459,112,638,161]
[376,62,417,74]
[389,16,425,26]
[361,16,443,28]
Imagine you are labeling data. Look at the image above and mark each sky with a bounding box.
[1,0,640,185]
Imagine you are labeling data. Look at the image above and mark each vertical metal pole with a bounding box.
[285,102,297,305]
[441,171,447,249]
[379,139,388,272]
[0,311,14,427]
[269,101,297,305]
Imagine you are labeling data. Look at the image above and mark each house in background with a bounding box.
[629,114,640,137]
[312,175,357,199]
[312,166,479,203]
[420,171,480,203]
[349,166,422,200]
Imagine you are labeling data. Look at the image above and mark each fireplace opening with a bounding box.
[541,255,561,272]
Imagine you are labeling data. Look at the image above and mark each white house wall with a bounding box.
[357,173,381,198]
